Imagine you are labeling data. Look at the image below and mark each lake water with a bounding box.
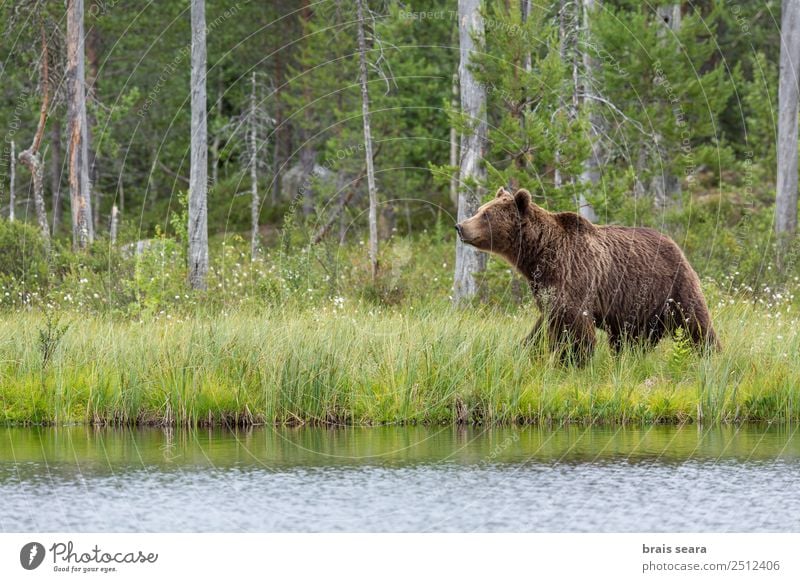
[1,424,799,532]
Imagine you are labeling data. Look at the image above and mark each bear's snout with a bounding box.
[455,223,464,239]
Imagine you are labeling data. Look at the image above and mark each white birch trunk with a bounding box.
[356,0,379,279]
[577,0,599,222]
[9,140,14,222]
[450,72,459,207]
[249,72,260,260]
[110,203,119,245]
[188,0,209,289]
[652,3,682,209]
[66,0,94,249]
[453,0,487,302]
[777,0,800,239]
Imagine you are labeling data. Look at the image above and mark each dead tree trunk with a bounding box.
[9,140,14,222]
[19,24,51,250]
[87,26,100,233]
[577,0,599,222]
[270,27,284,204]
[356,0,379,280]
[50,120,63,233]
[450,72,459,207]
[249,72,260,260]
[777,0,800,245]
[554,0,570,189]
[453,0,488,303]
[188,0,209,289]
[19,150,49,248]
[652,3,682,209]
[110,203,119,244]
[66,0,94,249]
[211,70,223,185]
[300,0,316,217]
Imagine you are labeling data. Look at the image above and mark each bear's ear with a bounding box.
[495,186,510,198]
[514,188,531,212]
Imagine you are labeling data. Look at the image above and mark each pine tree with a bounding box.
[468,2,589,210]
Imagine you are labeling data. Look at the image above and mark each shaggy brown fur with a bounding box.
[455,187,720,365]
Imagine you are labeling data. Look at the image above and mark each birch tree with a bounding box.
[8,141,14,222]
[66,0,94,249]
[553,0,598,221]
[450,72,459,207]
[577,0,599,222]
[453,0,487,303]
[248,72,265,260]
[188,0,209,290]
[356,0,379,279]
[777,0,800,242]
[652,3,682,208]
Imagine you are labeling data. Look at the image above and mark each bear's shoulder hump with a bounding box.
[553,211,594,233]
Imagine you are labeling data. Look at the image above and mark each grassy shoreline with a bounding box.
[1,298,798,427]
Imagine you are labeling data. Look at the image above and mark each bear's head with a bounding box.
[455,187,534,257]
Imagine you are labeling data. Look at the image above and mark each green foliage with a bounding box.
[37,311,70,370]
[591,2,734,190]
[169,191,189,242]
[448,2,591,207]
[668,326,693,377]
[737,51,778,179]
[0,220,49,294]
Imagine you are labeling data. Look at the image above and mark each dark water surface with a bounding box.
[1,424,799,532]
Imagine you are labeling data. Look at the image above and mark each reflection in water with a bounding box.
[1,425,799,532]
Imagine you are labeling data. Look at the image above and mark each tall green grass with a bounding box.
[0,298,797,426]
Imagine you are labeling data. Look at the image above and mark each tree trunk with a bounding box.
[87,25,100,233]
[270,26,284,204]
[300,0,315,217]
[9,140,14,222]
[450,72,459,207]
[66,0,94,249]
[777,0,800,243]
[554,0,570,190]
[19,150,50,250]
[521,0,531,73]
[356,0,379,280]
[453,0,488,303]
[110,203,119,244]
[117,168,124,214]
[211,70,223,185]
[577,0,599,222]
[249,72,260,260]
[19,23,51,249]
[518,0,531,184]
[188,0,209,290]
[50,120,63,233]
[656,4,681,30]
[300,147,316,215]
[652,3,682,209]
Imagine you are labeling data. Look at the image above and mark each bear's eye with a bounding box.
[483,211,491,220]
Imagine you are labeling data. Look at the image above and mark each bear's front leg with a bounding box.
[522,315,545,347]
[547,310,596,367]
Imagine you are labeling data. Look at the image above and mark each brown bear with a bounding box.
[455,187,719,365]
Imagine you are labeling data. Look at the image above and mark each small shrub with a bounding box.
[38,312,70,370]
[0,219,49,285]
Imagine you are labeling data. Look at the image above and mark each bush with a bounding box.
[0,219,49,286]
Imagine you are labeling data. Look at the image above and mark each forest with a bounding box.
[0,0,798,426]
